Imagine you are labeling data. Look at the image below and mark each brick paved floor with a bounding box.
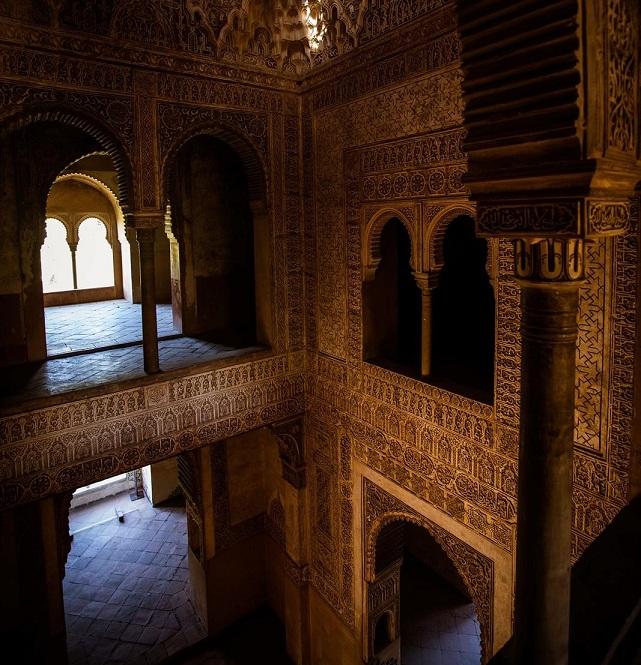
[45,300,176,357]
[0,339,261,406]
[401,557,482,665]
[64,498,206,665]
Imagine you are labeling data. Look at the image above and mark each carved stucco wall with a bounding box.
[0,2,638,660]
[302,2,639,643]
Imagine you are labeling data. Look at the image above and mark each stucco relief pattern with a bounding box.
[0,353,305,510]
[307,413,354,626]
[314,66,464,360]
[307,371,515,554]
[572,219,639,558]
[575,238,611,455]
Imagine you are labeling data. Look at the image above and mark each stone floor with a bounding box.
[0,338,261,407]
[46,300,176,357]
[401,557,482,665]
[70,490,145,534]
[64,497,206,665]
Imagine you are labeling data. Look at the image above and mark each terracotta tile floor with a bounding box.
[401,557,482,665]
[45,300,177,357]
[0,300,263,405]
[64,498,206,665]
[0,340,261,407]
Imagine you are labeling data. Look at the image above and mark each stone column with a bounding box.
[136,226,160,374]
[413,272,436,377]
[69,243,78,290]
[512,237,584,665]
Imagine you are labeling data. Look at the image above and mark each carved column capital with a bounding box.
[128,210,164,231]
[270,416,306,489]
[135,226,156,245]
[514,237,585,284]
[412,270,438,292]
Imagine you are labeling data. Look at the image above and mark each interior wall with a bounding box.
[142,457,179,506]
[154,226,171,304]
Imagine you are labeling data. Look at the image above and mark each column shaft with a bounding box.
[420,288,433,377]
[513,282,579,665]
[69,246,78,290]
[136,227,159,374]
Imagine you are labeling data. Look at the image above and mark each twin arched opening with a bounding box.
[363,210,495,403]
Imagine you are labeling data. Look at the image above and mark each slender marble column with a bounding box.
[413,272,436,378]
[136,226,160,374]
[69,243,78,290]
[512,238,584,665]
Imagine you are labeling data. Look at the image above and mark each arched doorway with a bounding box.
[166,132,271,349]
[369,519,482,665]
[0,113,132,367]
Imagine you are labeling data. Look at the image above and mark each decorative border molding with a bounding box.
[0,353,305,511]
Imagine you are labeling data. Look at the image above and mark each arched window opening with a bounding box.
[431,215,495,403]
[76,217,115,289]
[168,135,259,348]
[41,218,74,293]
[372,520,482,665]
[363,218,421,375]
[373,612,393,653]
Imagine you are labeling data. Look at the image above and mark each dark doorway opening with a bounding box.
[374,520,482,665]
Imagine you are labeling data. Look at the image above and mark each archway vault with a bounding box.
[160,122,269,208]
[363,477,494,663]
[0,105,134,211]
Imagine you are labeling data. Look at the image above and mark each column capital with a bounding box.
[514,237,585,285]
[127,210,165,230]
[412,271,438,292]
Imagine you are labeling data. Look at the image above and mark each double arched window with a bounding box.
[41,216,115,294]
[363,210,495,403]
